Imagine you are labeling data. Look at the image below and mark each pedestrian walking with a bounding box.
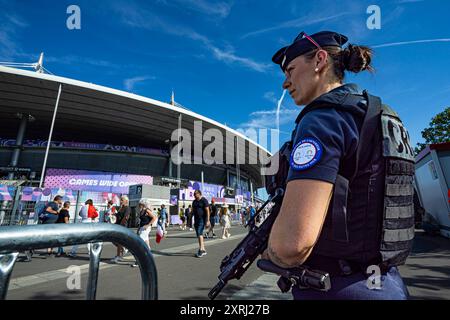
[68,199,98,257]
[240,207,246,226]
[110,196,132,263]
[219,204,231,239]
[40,195,63,256]
[131,199,157,267]
[180,206,187,230]
[160,204,168,235]
[206,199,218,238]
[186,205,193,231]
[56,201,71,257]
[103,200,117,223]
[192,190,210,258]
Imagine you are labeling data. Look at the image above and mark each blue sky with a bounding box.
[1,0,449,151]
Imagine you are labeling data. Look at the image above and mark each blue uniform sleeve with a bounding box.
[287,108,359,184]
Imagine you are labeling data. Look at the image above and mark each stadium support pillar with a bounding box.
[39,84,63,188]
[168,156,173,178]
[250,181,254,206]
[177,113,182,188]
[7,114,34,179]
[165,139,173,178]
[73,190,81,224]
[201,171,204,193]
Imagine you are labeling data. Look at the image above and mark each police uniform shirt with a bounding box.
[287,83,364,184]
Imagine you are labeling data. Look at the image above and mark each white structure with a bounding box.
[415,142,450,238]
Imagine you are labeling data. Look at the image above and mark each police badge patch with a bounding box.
[290,137,323,170]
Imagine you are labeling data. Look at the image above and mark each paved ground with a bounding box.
[3,226,449,300]
[399,230,450,300]
[6,224,268,300]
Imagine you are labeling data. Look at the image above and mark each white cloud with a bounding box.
[241,12,353,39]
[239,108,299,130]
[4,14,28,28]
[124,75,156,91]
[44,55,118,68]
[174,0,232,18]
[263,91,278,104]
[210,46,271,73]
[373,38,450,48]
[397,0,425,3]
[0,13,28,60]
[382,6,406,26]
[113,2,269,73]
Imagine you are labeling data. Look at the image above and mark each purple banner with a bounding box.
[44,169,153,193]
[179,181,225,202]
[0,138,169,156]
[170,195,178,206]
[0,185,16,201]
[20,187,77,203]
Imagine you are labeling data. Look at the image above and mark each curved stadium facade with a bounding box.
[0,65,271,218]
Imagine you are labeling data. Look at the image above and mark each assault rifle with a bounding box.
[208,188,331,300]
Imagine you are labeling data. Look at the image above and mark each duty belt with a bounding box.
[305,255,390,277]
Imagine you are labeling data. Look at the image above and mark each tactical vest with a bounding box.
[270,90,415,270]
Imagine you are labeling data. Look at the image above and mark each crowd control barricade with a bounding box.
[0,223,158,300]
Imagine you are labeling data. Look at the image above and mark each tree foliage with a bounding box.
[415,107,450,154]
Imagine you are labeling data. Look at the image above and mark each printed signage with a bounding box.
[44,168,153,193]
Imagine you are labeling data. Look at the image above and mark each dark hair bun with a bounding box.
[343,44,374,73]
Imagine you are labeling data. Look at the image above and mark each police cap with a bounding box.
[272,31,348,72]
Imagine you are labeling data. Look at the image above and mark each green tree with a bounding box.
[415,107,450,154]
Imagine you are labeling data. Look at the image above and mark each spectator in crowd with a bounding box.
[41,195,63,256]
[103,200,117,223]
[55,201,71,257]
[250,204,256,220]
[41,195,63,224]
[219,204,231,239]
[110,196,132,263]
[186,205,193,231]
[179,206,187,230]
[160,204,168,235]
[192,190,210,258]
[131,199,158,267]
[236,207,242,225]
[87,199,99,221]
[240,207,246,225]
[68,199,97,257]
[206,199,218,238]
[246,205,257,231]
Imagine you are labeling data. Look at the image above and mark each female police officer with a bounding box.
[266,31,415,299]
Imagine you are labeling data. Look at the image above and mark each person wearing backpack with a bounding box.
[39,195,63,256]
[39,195,63,225]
